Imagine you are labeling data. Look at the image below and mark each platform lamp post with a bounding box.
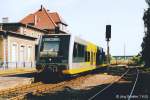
[106,25,111,65]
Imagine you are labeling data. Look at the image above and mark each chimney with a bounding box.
[40,5,44,11]
[2,17,9,23]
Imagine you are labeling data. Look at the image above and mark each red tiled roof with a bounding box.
[20,6,57,30]
[49,12,67,25]
[21,14,35,24]
[49,12,60,24]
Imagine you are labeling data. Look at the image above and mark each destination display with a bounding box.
[43,38,60,42]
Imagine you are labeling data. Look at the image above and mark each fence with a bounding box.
[0,61,35,70]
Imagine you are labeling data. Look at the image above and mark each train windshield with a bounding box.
[42,38,60,56]
[40,35,70,63]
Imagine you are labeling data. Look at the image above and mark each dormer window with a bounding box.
[20,27,24,34]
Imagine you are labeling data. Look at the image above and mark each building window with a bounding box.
[20,27,24,34]
[27,46,32,62]
[20,45,25,62]
[11,43,18,62]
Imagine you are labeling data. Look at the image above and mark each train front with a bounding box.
[36,34,70,76]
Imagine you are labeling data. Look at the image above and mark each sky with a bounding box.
[0,0,147,56]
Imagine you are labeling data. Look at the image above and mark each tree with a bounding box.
[146,0,150,7]
[141,0,150,67]
[131,54,142,65]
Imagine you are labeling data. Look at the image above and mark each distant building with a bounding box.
[0,6,69,69]
[20,5,68,34]
[112,55,134,60]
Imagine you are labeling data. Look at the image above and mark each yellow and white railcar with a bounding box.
[36,34,106,76]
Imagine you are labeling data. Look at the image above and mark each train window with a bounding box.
[73,43,86,62]
[73,43,78,57]
[78,44,85,57]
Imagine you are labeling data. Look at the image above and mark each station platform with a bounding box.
[0,68,36,76]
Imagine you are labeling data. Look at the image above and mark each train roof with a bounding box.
[42,34,102,48]
[74,36,102,49]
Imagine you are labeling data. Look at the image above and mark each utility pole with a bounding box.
[107,40,110,64]
[124,43,126,60]
[106,25,111,65]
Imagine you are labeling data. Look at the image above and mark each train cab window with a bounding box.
[39,35,70,63]
[73,43,86,62]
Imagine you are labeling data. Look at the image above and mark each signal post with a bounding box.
[106,25,111,65]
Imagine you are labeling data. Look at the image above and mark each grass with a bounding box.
[140,67,150,73]
[111,60,134,65]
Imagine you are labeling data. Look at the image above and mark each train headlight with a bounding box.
[49,58,52,62]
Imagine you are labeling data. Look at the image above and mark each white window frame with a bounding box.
[27,45,32,62]
[11,42,18,62]
[19,44,26,62]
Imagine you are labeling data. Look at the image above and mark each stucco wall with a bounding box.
[7,35,36,68]
[0,36,3,61]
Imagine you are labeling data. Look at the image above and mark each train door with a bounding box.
[91,52,93,65]
[96,49,101,65]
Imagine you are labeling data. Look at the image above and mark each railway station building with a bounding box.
[0,6,68,70]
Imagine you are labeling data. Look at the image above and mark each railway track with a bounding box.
[8,81,67,100]
[0,73,92,100]
[88,67,139,100]
[0,67,139,100]
[0,82,43,99]
[0,80,69,100]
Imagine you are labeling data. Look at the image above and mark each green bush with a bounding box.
[131,54,143,65]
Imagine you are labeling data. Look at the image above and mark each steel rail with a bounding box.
[0,82,43,98]
[8,74,92,99]
[128,67,139,100]
[8,80,74,99]
[88,68,130,100]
